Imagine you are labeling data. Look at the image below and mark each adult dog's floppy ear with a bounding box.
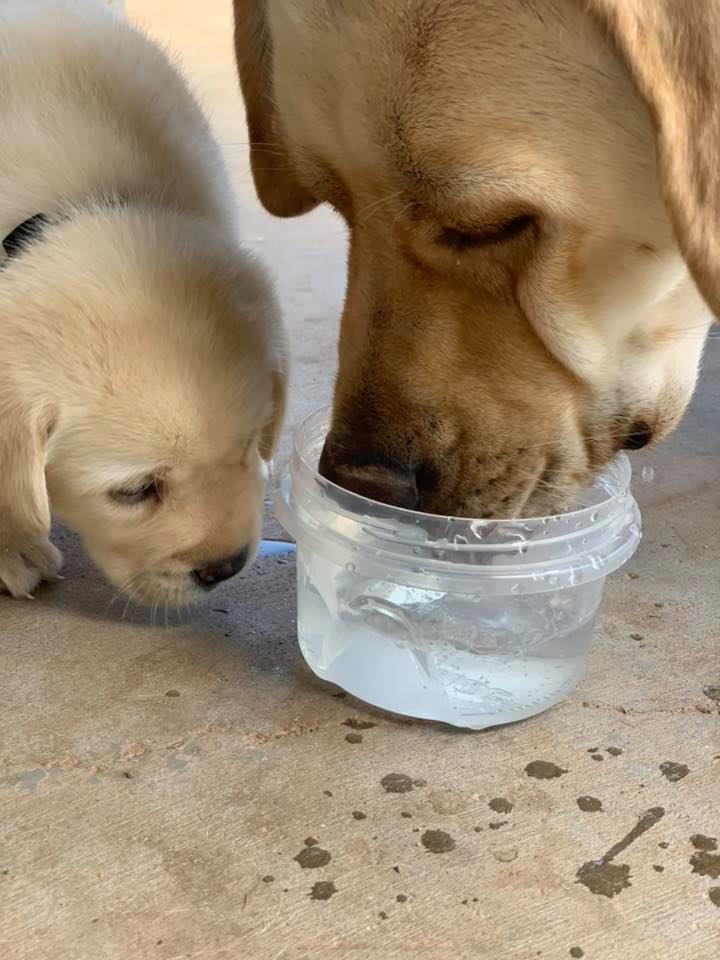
[583,0,720,319]
[233,0,318,217]
[0,403,61,597]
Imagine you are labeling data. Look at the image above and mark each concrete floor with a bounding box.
[2,3,719,958]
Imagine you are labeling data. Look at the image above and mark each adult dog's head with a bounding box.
[236,0,717,517]
[0,207,284,603]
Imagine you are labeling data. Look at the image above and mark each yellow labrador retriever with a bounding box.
[0,0,285,602]
[234,0,716,517]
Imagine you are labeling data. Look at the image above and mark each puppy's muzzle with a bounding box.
[191,548,249,590]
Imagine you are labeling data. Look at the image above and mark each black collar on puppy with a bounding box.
[2,213,51,260]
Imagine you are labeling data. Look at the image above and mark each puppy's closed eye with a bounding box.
[109,476,162,506]
[437,214,536,251]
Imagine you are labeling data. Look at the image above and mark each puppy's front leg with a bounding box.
[0,404,62,598]
[0,524,62,598]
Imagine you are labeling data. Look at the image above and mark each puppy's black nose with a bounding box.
[192,548,249,590]
[319,441,420,510]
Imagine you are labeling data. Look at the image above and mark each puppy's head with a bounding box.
[236,0,716,516]
[2,207,284,604]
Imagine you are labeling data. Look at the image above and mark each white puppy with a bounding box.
[0,0,285,604]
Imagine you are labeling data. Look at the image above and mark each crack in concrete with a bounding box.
[1,717,325,778]
[576,699,720,717]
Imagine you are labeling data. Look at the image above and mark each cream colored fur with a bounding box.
[0,0,285,602]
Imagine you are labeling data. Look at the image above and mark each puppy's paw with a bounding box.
[0,535,63,598]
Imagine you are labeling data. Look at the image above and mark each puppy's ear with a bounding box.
[259,365,287,462]
[233,0,318,217]
[583,0,720,319]
[0,405,53,536]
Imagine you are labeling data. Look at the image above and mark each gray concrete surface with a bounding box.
[2,3,719,958]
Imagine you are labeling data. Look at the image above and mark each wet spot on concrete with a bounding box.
[309,880,337,900]
[262,875,274,883]
[401,811,412,819]
[351,811,366,821]
[659,842,669,849]
[304,837,318,847]
[577,861,632,898]
[659,761,690,782]
[606,746,623,757]
[590,753,604,762]
[489,821,508,830]
[16,769,47,792]
[421,829,456,854]
[489,797,514,814]
[653,865,664,873]
[577,796,603,813]
[345,733,363,744]
[165,690,181,697]
[381,773,414,793]
[576,806,665,898]
[323,790,333,797]
[413,778,427,787]
[703,685,720,702]
[396,893,407,903]
[492,848,518,863]
[525,760,568,779]
[342,718,376,730]
[569,949,584,959]
[709,888,720,908]
[691,835,718,852]
[295,846,331,869]
[379,911,388,920]
[393,865,400,874]
[474,826,484,833]
[690,851,720,879]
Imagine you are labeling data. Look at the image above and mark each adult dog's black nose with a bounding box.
[192,548,249,590]
[319,440,420,510]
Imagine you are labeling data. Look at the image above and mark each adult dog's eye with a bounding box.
[109,477,161,506]
[437,214,536,251]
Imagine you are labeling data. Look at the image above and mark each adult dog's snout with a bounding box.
[192,548,249,590]
[319,439,421,510]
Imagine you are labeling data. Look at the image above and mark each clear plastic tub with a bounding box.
[275,409,641,729]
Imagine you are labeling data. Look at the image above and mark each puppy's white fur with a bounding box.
[0,0,285,603]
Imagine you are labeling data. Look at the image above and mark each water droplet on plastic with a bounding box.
[412,546,422,555]
[641,464,656,483]
[344,562,356,573]
[517,543,529,555]
[590,511,599,523]
[510,583,521,595]
[470,520,489,540]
